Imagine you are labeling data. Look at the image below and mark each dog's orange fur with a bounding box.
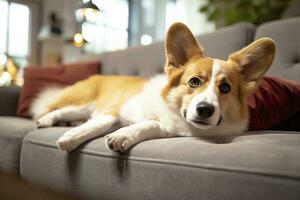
[47,75,146,116]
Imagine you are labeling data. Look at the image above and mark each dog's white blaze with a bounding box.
[204,59,221,103]
[186,59,221,127]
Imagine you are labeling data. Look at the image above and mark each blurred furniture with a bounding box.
[0,17,300,200]
[38,12,64,65]
[38,36,63,65]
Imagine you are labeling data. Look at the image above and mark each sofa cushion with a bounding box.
[102,42,165,77]
[247,76,300,131]
[197,22,255,60]
[0,117,35,173]
[255,17,300,82]
[21,128,300,200]
[0,86,20,116]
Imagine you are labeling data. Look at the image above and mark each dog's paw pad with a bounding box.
[105,137,115,150]
[105,134,133,152]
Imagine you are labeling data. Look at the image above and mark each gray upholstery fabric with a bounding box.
[197,22,255,60]
[96,23,255,77]
[255,17,300,82]
[0,86,20,116]
[21,128,300,200]
[0,117,35,173]
[101,42,165,77]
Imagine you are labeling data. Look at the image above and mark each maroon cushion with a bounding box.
[247,76,300,131]
[17,61,100,118]
[270,112,300,131]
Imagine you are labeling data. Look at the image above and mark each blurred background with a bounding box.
[0,0,299,86]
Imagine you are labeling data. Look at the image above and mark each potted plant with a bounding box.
[199,0,291,27]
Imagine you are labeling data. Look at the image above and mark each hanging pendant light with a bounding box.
[75,0,100,22]
[66,33,87,48]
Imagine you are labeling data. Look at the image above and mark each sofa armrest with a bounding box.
[0,86,20,116]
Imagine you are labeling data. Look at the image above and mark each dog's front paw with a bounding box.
[56,135,79,152]
[36,116,54,128]
[105,132,135,152]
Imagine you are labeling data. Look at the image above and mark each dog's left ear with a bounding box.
[165,23,203,72]
[229,38,276,88]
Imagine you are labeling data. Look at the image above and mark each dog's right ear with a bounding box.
[229,37,275,92]
[165,23,203,72]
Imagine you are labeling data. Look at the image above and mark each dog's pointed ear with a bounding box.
[165,23,203,70]
[229,37,275,88]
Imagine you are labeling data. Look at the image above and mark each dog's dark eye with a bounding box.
[188,77,202,88]
[219,83,231,94]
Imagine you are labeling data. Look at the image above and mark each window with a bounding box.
[81,0,129,53]
[0,0,31,68]
[165,0,215,35]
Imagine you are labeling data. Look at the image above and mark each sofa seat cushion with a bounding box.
[20,128,300,200]
[0,117,35,173]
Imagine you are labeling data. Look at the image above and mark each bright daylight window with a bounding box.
[0,0,30,69]
[165,0,215,35]
[81,0,129,53]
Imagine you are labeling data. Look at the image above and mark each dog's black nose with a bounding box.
[196,102,215,118]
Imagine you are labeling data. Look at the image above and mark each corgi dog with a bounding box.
[31,22,275,152]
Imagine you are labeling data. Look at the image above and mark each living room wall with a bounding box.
[33,0,300,65]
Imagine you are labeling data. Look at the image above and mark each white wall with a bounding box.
[39,0,82,63]
[62,0,83,62]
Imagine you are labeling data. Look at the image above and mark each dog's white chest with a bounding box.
[119,75,189,135]
[120,75,167,124]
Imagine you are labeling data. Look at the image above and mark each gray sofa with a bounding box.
[1,17,300,200]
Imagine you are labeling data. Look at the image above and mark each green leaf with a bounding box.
[252,0,266,7]
[199,5,209,13]
[198,0,292,27]
[207,9,219,21]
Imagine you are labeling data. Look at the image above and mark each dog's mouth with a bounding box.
[183,109,223,128]
[191,116,223,126]
[191,119,210,126]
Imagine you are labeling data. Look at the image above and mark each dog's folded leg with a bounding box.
[105,120,170,152]
[36,105,93,128]
[56,114,119,152]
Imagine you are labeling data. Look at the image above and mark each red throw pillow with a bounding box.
[17,61,100,118]
[247,76,300,131]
